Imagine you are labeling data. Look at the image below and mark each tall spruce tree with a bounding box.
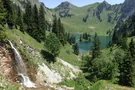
[32,4,40,41]
[16,6,24,32]
[0,0,6,25]
[92,33,101,59]
[129,38,135,57]
[3,0,15,29]
[73,43,79,55]
[24,1,32,34]
[112,29,118,44]
[44,33,61,57]
[119,51,135,86]
[52,15,58,36]
[39,3,46,40]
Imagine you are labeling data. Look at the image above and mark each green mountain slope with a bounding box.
[54,1,122,35]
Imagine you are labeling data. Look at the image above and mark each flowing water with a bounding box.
[8,41,36,88]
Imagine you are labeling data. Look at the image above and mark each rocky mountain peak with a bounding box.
[56,1,74,10]
[121,0,135,19]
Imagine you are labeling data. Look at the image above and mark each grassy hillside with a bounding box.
[90,80,135,90]
[55,2,121,35]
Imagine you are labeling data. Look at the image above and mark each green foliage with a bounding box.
[112,29,119,44]
[24,3,46,42]
[59,74,90,90]
[90,80,135,90]
[0,29,7,42]
[82,33,91,41]
[16,6,24,32]
[92,33,101,59]
[73,43,79,55]
[87,55,119,83]
[52,16,67,45]
[118,51,135,87]
[3,0,15,29]
[39,3,46,41]
[52,15,58,36]
[129,38,135,57]
[44,33,61,57]
[24,1,33,34]
[68,35,76,45]
[118,39,135,87]
[59,43,81,66]
[0,0,6,25]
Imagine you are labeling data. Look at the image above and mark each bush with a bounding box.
[0,30,7,42]
[44,33,61,57]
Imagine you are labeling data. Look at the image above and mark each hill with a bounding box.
[54,0,135,35]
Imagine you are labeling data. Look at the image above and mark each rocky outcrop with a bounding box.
[55,1,75,18]
[121,0,135,19]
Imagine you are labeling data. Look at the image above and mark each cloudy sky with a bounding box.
[39,0,125,8]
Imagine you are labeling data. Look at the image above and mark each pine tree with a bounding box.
[129,38,135,57]
[0,0,6,25]
[24,1,32,34]
[119,51,135,86]
[73,43,79,55]
[16,6,24,32]
[52,15,58,36]
[32,4,40,41]
[80,35,82,42]
[92,33,101,59]
[39,3,46,40]
[112,29,118,44]
[44,33,61,57]
[3,0,15,29]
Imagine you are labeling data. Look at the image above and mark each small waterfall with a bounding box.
[8,41,36,88]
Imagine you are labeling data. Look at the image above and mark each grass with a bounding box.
[59,44,82,66]
[0,75,19,90]
[5,29,44,51]
[54,2,120,36]
[59,74,90,90]
[90,80,135,90]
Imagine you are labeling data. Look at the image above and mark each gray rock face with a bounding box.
[121,0,135,19]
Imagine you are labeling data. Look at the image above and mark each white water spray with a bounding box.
[8,40,36,88]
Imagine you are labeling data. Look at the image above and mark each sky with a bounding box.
[39,0,125,8]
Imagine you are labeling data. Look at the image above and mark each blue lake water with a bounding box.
[70,34,112,54]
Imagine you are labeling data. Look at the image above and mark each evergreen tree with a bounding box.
[39,3,46,40]
[16,6,24,32]
[59,23,66,46]
[3,0,15,29]
[32,4,40,41]
[92,33,101,59]
[0,0,6,25]
[119,51,135,86]
[80,35,82,42]
[52,15,58,36]
[129,38,135,57]
[112,29,118,44]
[24,1,32,34]
[44,33,61,57]
[52,17,66,45]
[73,43,79,55]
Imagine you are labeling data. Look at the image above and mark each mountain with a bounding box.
[120,0,135,20]
[11,0,54,24]
[10,0,135,35]
[1,0,135,89]
[54,1,121,35]
[53,0,135,35]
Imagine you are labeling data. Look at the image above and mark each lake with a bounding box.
[70,34,112,54]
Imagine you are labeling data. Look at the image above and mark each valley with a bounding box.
[1,0,135,90]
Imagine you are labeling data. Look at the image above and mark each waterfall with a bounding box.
[8,40,36,88]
